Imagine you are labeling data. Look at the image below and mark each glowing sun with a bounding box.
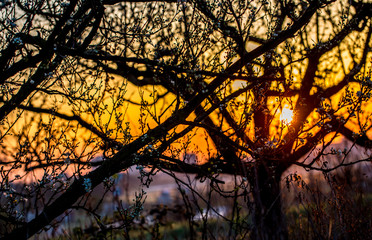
[280,107,294,124]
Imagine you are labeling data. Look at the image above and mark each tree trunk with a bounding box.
[252,161,288,240]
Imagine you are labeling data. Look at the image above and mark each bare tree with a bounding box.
[0,0,371,239]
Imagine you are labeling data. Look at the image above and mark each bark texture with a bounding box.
[252,162,288,240]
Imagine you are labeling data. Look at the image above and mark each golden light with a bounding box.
[280,107,294,124]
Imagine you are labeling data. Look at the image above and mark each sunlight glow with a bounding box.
[280,107,294,124]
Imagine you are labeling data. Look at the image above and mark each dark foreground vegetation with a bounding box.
[28,161,372,240]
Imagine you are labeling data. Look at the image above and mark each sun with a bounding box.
[280,107,294,124]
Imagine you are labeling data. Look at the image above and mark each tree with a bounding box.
[0,0,371,239]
